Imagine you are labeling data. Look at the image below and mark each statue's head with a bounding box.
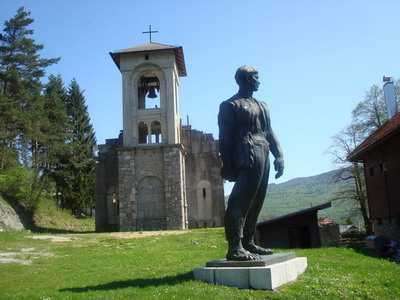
[235,66,259,91]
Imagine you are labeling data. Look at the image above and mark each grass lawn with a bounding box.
[0,228,399,299]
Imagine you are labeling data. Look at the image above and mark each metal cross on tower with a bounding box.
[143,25,158,43]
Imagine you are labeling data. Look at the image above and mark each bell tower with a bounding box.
[110,43,186,147]
[108,42,188,231]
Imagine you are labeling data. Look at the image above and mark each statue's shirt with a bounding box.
[218,96,271,170]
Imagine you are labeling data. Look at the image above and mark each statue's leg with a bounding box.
[242,153,274,255]
[225,169,261,261]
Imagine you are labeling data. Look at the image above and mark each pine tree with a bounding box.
[0,7,59,96]
[0,7,60,214]
[61,79,97,215]
[42,75,70,169]
[40,74,72,205]
[0,7,59,170]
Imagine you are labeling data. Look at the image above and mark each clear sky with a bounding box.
[2,1,400,193]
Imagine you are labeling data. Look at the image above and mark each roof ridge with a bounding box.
[348,112,400,161]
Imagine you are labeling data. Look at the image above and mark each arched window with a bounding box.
[138,73,160,109]
[138,122,148,144]
[150,121,162,143]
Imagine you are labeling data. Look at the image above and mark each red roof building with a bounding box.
[348,112,400,240]
[317,217,335,224]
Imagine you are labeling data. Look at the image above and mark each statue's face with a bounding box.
[247,72,260,92]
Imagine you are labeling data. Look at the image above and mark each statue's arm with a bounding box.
[268,127,284,179]
[218,101,237,181]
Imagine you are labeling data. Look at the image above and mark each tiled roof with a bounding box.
[348,112,400,161]
[318,217,334,223]
[109,42,187,77]
[114,42,177,53]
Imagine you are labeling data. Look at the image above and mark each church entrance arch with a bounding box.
[136,176,166,230]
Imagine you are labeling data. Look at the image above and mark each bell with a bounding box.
[147,87,157,98]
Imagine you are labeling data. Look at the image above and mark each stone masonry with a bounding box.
[95,127,225,232]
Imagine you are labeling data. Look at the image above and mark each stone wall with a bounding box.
[117,145,188,231]
[95,137,120,232]
[181,126,225,228]
[118,149,137,231]
[318,223,340,247]
[163,145,188,229]
[95,126,224,232]
[373,217,400,241]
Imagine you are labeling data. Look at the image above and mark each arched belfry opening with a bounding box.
[138,73,160,109]
[138,121,148,144]
[151,121,162,143]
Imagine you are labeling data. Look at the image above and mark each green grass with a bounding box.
[0,194,95,233]
[33,197,95,233]
[34,199,94,233]
[0,228,399,299]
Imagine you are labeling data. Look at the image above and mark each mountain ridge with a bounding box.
[259,169,361,224]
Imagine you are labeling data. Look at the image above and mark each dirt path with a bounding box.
[98,230,189,239]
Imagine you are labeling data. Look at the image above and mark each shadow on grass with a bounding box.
[31,226,94,234]
[347,245,381,259]
[59,271,193,293]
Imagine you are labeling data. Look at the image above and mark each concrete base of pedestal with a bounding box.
[194,253,307,290]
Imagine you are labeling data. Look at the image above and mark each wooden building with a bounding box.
[348,112,400,240]
[256,202,331,249]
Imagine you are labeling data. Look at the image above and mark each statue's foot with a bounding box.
[243,243,274,255]
[226,247,261,261]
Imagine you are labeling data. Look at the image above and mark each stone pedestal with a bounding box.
[194,253,307,290]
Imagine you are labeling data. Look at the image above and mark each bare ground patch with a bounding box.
[0,248,54,265]
[105,230,189,239]
[25,235,72,242]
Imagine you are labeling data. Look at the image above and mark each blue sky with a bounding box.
[2,1,400,193]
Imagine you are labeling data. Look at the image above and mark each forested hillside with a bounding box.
[257,170,363,224]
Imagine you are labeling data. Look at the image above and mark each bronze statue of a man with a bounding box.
[218,66,284,261]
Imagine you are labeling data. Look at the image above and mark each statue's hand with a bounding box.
[274,157,284,179]
[221,165,237,182]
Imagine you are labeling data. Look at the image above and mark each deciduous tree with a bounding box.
[328,80,399,234]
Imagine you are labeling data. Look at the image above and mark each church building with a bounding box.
[95,42,225,232]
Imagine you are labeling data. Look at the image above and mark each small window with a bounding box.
[144,54,149,60]
[369,167,375,176]
[380,163,387,172]
[203,188,206,198]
